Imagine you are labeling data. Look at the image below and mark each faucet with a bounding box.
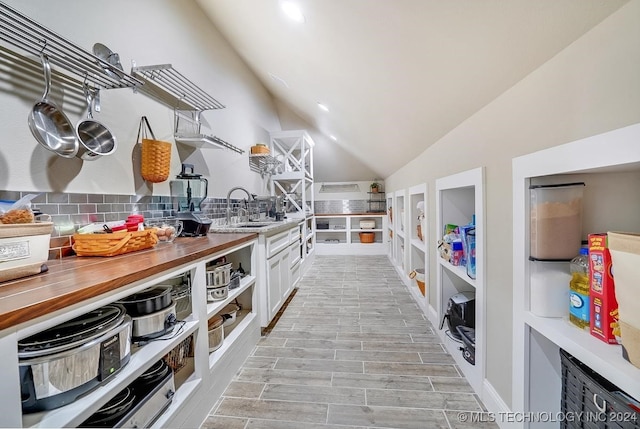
[226,187,254,225]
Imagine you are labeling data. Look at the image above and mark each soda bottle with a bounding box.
[569,247,590,329]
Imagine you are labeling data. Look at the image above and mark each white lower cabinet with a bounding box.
[258,223,302,328]
[267,247,288,319]
[1,238,259,429]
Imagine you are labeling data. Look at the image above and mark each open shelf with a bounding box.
[512,123,640,428]
[433,168,484,397]
[22,321,199,428]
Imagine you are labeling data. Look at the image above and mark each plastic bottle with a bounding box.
[569,247,590,329]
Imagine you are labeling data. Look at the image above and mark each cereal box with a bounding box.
[588,233,620,344]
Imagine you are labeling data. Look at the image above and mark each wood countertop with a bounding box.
[0,233,256,332]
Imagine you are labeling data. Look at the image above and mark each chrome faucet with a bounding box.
[226,187,254,225]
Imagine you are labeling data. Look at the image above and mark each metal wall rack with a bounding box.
[249,153,281,176]
[132,63,244,154]
[0,1,141,90]
[131,64,224,111]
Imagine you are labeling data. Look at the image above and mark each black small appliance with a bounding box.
[440,291,475,340]
[456,325,476,365]
[170,164,211,236]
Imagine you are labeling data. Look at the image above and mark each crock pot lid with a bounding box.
[118,286,172,304]
[18,304,125,354]
[208,315,224,329]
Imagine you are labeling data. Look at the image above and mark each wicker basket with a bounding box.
[163,335,194,372]
[72,229,158,257]
[359,232,375,243]
[138,116,172,183]
[141,138,172,183]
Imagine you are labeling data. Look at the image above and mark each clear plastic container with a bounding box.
[529,260,570,318]
[530,182,585,260]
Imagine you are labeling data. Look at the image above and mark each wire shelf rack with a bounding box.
[0,1,141,90]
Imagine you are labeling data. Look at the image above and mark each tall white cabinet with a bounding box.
[432,167,485,395]
[512,123,640,428]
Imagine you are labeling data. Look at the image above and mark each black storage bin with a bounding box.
[560,349,640,428]
[316,221,329,230]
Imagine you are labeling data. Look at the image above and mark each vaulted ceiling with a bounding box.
[196,0,629,182]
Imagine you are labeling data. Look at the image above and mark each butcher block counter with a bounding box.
[0,232,256,332]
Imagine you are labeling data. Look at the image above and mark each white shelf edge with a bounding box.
[206,275,255,318]
[24,320,200,428]
[437,257,476,287]
[523,312,640,400]
[149,376,202,429]
[208,311,256,368]
[410,238,426,251]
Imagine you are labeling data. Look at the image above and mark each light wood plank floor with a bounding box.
[201,255,498,429]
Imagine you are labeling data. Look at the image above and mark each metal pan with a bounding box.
[27,53,78,158]
[75,85,117,160]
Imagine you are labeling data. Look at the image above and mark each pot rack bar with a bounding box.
[0,1,141,90]
[131,64,225,111]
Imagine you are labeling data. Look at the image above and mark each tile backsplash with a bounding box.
[1,191,387,260]
[0,191,250,260]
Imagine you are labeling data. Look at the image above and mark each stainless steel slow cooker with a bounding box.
[18,303,131,413]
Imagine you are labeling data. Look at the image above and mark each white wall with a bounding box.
[385,0,640,408]
[0,0,281,199]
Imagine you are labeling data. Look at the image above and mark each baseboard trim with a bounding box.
[482,380,519,429]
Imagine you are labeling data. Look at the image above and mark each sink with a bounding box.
[235,223,274,228]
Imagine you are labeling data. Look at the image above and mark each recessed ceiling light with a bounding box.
[317,102,329,112]
[280,1,305,23]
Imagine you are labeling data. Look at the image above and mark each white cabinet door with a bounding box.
[267,253,283,320]
[279,248,291,306]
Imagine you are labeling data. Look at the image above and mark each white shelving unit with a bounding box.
[393,190,407,273]
[315,214,387,255]
[269,130,314,220]
[268,130,315,273]
[512,123,640,429]
[387,193,394,260]
[406,184,428,311]
[432,167,485,396]
[2,240,259,429]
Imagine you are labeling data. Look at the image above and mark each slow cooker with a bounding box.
[117,286,178,342]
[18,304,132,413]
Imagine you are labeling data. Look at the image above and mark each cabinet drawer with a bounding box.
[290,228,302,245]
[290,243,301,268]
[266,229,291,258]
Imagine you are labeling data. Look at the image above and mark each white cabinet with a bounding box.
[315,214,388,255]
[3,239,259,429]
[432,167,485,396]
[512,123,640,428]
[257,223,302,328]
[267,248,288,319]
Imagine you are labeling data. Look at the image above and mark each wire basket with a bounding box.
[72,229,158,257]
[163,335,194,372]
